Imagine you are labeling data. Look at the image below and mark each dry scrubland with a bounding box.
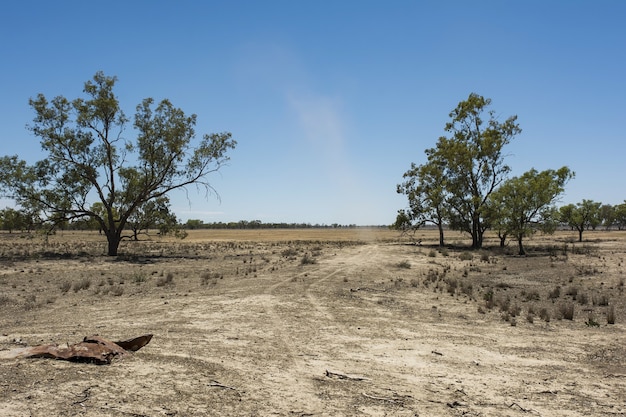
[0,228,625,416]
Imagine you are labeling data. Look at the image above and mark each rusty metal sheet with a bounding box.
[0,334,153,365]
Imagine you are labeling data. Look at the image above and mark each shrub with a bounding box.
[59,281,71,293]
[607,305,616,324]
[156,272,174,287]
[73,277,91,292]
[428,250,437,258]
[594,294,610,306]
[459,252,473,261]
[559,303,575,320]
[548,286,561,300]
[566,286,578,299]
[483,290,495,309]
[396,260,411,269]
[539,308,551,322]
[522,290,540,302]
[300,254,317,265]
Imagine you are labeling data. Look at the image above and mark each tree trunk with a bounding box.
[437,223,445,247]
[106,232,122,256]
[578,228,583,242]
[499,235,506,247]
[517,235,525,256]
[471,213,482,249]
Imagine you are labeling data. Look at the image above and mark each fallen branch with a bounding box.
[325,370,368,381]
[72,387,91,405]
[208,380,238,391]
[509,402,540,414]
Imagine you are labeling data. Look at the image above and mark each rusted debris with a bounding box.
[0,334,152,365]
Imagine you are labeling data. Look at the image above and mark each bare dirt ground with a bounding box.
[0,229,625,416]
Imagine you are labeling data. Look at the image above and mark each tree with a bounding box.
[0,207,23,233]
[599,204,616,230]
[488,167,573,255]
[126,196,179,240]
[614,201,626,231]
[0,72,236,255]
[559,200,602,242]
[426,93,521,248]
[396,159,447,246]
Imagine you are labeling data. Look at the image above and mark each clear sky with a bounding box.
[1,1,624,225]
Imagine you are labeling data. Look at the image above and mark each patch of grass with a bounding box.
[558,302,575,320]
[300,253,317,265]
[281,248,298,258]
[132,272,147,284]
[201,271,222,285]
[72,277,91,292]
[428,250,437,258]
[459,252,473,261]
[566,286,578,299]
[396,260,411,269]
[156,272,174,287]
[548,285,561,301]
[59,281,71,293]
[539,307,551,322]
[521,290,540,302]
[594,294,610,306]
[483,289,495,309]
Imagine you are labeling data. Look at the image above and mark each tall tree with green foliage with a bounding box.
[488,167,574,255]
[396,158,447,246]
[559,200,602,242]
[425,93,521,248]
[0,72,236,255]
[614,201,626,231]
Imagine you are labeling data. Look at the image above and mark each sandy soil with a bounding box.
[0,230,625,416]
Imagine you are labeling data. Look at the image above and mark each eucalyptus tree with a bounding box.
[614,201,626,230]
[426,93,521,248]
[488,167,573,255]
[0,72,236,255]
[559,200,602,242]
[396,158,447,246]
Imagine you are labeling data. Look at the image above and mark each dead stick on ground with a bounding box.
[509,402,539,414]
[325,370,368,381]
[208,380,240,393]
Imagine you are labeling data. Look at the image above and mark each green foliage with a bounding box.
[397,160,447,246]
[0,72,236,255]
[398,93,521,249]
[486,167,573,255]
[559,200,602,242]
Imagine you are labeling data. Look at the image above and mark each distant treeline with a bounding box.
[184,219,369,230]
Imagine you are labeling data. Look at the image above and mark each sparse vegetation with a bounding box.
[0,228,624,416]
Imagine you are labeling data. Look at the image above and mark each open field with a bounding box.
[1,229,625,416]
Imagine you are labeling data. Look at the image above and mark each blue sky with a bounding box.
[1,1,624,225]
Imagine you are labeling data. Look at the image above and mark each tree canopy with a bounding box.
[397,93,521,249]
[487,167,574,255]
[0,72,236,255]
[559,200,602,242]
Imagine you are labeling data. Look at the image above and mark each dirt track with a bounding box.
[0,231,625,416]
